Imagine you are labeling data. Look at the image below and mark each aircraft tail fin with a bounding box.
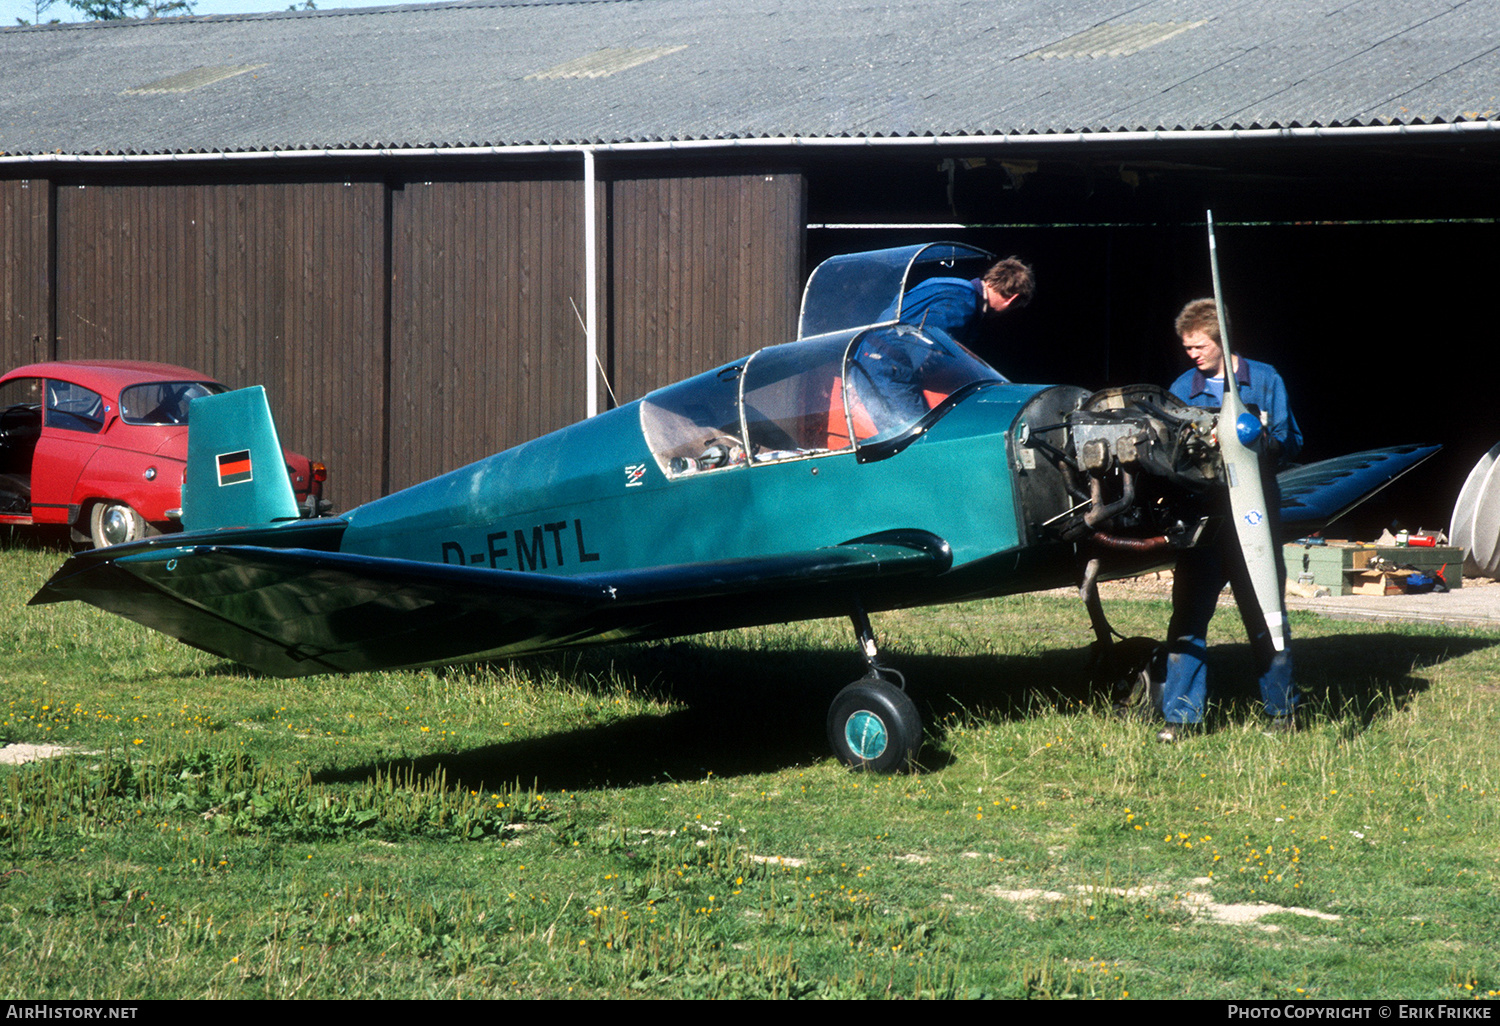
[180,387,301,533]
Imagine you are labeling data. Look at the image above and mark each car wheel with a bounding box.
[827,676,922,773]
[88,501,147,549]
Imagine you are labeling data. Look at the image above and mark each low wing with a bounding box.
[31,529,951,676]
[1278,444,1440,530]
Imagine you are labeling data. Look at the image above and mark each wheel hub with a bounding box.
[844,710,889,760]
[101,507,133,546]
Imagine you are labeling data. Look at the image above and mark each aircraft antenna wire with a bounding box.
[570,296,618,408]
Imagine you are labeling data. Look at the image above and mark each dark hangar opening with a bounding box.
[799,143,1500,538]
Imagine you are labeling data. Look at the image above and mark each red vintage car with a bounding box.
[0,360,327,548]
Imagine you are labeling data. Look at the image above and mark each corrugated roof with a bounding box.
[0,0,1494,157]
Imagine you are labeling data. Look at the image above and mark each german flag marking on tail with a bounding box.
[217,450,253,486]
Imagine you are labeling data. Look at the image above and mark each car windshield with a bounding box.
[119,381,226,425]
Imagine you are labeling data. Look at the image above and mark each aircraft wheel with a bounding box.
[1096,636,1164,720]
[828,677,921,773]
[88,501,147,549]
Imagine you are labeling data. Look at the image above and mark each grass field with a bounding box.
[1,535,1497,999]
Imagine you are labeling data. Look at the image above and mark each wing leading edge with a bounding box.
[31,530,952,676]
[1277,444,1440,530]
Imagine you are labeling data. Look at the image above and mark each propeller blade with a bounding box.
[1207,211,1286,653]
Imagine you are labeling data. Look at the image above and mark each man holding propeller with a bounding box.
[1159,294,1304,742]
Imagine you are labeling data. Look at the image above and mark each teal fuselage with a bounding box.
[339,382,1061,613]
[32,374,1107,676]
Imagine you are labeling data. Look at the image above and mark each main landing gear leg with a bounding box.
[1079,556,1162,719]
[827,601,923,773]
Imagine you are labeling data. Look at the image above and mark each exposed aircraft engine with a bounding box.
[1010,383,1226,555]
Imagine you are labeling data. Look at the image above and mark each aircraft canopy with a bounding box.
[640,324,1004,478]
[797,242,997,339]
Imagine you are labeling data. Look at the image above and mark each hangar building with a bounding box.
[1,0,1495,529]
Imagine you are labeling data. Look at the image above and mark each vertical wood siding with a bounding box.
[610,172,805,402]
[10,165,806,513]
[0,179,52,369]
[52,181,386,508]
[388,177,588,492]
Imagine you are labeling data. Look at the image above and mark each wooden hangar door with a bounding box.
[0,179,51,372]
[387,177,589,495]
[387,169,805,495]
[607,171,806,404]
[51,179,385,511]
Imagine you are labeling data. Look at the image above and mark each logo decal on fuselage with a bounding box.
[216,450,253,486]
[624,464,647,487]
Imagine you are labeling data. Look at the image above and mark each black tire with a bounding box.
[1099,636,1165,720]
[88,501,147,549]
[827,676,922,773]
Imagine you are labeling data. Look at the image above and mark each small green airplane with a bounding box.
[31,239,1436,772]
